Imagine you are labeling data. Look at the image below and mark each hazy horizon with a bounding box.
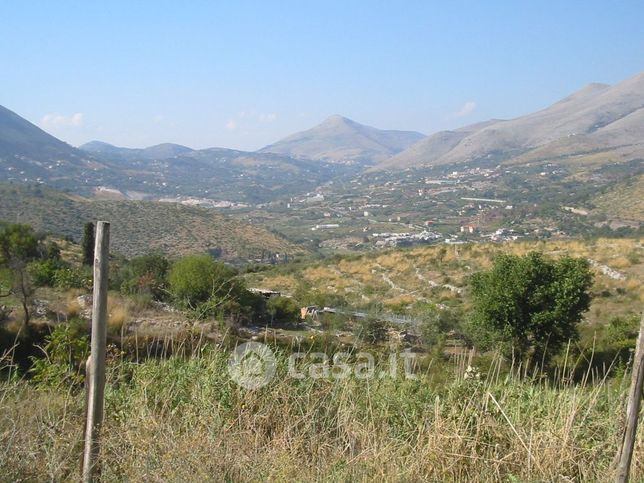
[2,1,643,151]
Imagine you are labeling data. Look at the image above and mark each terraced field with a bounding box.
[246,238,644,327]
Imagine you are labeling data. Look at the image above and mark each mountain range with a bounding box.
[374,72,644,170]
[79,114,424,167]
[1,71,643,197]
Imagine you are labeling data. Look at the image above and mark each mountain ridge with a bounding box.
[259,115,425,165]
[373,72,644,171]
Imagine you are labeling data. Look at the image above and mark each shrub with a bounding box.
[53,267,91,289]
[469,252,593,365]
[354,315,388,345]
[29,320,89,386]
[28,258,68,287]
[169,255,236,307]
[267,296,301,325]
[169,255,265,323]
[601,314,639,350]
[119,254,169,300]
[418,305,461,349]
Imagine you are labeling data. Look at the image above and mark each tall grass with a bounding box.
[0,345,641,481]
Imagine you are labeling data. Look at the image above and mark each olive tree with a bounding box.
[0,223,39,328]
[469,251,593,365]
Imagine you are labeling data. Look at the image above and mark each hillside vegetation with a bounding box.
[591,173,644,225]
[0,184,302,261]
[0,224,641,481]
[246,238,644,327]
[1,347,642,481]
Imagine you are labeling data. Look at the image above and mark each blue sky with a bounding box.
[1,1,643,150]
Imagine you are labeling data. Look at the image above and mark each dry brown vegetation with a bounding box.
[247,238,644,325]
[592,174,644,224]
[1,349,642,482]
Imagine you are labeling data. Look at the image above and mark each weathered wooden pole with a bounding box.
[615,309,644,483]
[82,221,110,483]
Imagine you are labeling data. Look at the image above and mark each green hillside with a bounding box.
[0,184,303,261]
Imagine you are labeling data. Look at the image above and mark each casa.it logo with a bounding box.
[227,342,277,390]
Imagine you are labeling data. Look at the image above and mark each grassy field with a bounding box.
[0,184,303,262]
[0,346,642,482]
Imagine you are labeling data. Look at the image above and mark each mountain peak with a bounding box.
[321,114,354,125]
[373,71,644,171]
[80,140,116,150]
[259,116,424,165]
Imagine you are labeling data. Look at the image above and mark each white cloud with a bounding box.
[41,112,84,128]
[225,111,276,132]
[454,101,477,118]
[258,112,277,123]
[234,111,277,124]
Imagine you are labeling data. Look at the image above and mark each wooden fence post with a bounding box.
[81,221,110,482]
[615,309,644,483]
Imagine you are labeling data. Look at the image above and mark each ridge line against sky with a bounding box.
[1,1,643,151]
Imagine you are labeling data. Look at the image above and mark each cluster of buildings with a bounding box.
[372,230,442,247]
[158,196,248,209]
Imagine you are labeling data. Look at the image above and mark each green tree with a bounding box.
[0,223,39,328]
[119,254,169,300]
[267,296,300,325]
[168,255,263,322]
[469,252,593,365]
[168,255,234,306]
[81,222,95,266]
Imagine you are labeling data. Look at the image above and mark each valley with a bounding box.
[3,73,643,256]
[1,67,644,483]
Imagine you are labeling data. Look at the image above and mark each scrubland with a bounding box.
[1,346,642,482]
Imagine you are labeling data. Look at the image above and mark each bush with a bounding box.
[601,314,639,351]
[267,296,301,325]
[169,255,237,307]
[53,267,91,289]
[354,315,388,345]
[28,258,68,287]
[119,254,169,300]
[469,252,593,365]
[29,320,89,386]
[418,305,462,349]
[168,255,265,323]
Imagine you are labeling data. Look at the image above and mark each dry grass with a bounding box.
[610,256,632,270]
[108,304,129,334]
[0,349,641,481]
[65,297,81,319]
[247,238,644,325]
